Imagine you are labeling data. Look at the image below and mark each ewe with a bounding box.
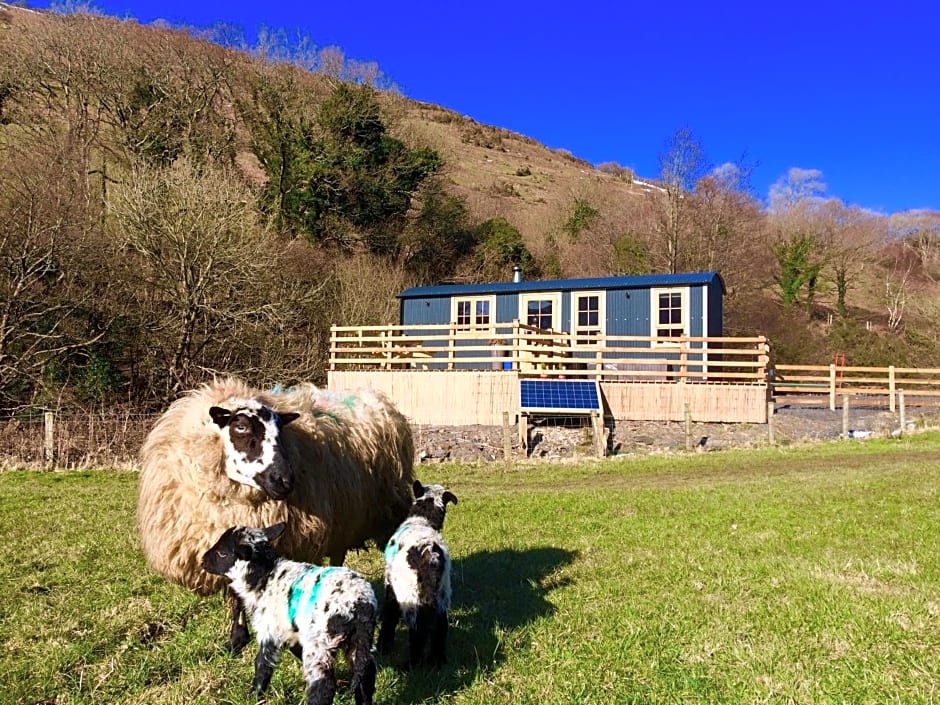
[137,377,414,651]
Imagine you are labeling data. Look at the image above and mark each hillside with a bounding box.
[1,3,939,410]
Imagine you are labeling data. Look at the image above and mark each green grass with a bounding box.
[2,435,940,704]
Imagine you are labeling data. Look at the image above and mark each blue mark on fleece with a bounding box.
[287,566,341,627]
[384,524,412,564]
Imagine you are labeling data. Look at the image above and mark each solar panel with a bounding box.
[519,379,602,414]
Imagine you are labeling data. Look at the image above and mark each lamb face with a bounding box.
[209,401,300,500]
[409,481,458,531]
[201,523,286,580]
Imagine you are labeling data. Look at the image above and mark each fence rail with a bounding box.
[330,322,770,383]
[772,364,940,410]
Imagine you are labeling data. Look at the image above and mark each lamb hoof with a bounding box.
[227,625,251,655]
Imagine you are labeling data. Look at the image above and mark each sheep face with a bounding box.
[209,402,300,500]
[201,522,287,578]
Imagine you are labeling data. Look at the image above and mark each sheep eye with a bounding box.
[232,421,249,434]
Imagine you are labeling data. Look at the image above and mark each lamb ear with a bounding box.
[209,406,232,428]
[412,480,425,498]
[234,543,252,561]
[278,411,301,427]
[265,522,288,542]
[443,491,458,506]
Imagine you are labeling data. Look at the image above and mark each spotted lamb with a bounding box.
[202,523,377,705]
[377,481,457,667]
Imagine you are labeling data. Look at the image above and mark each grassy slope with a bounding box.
[2,435,939,704]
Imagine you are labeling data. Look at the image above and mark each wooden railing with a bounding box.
[330,322,940,415]
[329,322,770,384]
[772,364,940,410]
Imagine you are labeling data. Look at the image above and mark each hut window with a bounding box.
[521,293,560,331]
[651,287,688,343]
[572,291,605,344]
[452,296,494,332]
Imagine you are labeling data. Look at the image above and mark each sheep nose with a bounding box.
[258,462,294,500]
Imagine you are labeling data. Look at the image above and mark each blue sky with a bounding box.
[30,0,940,214]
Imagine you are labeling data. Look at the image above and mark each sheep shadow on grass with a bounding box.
[377,546,577,701]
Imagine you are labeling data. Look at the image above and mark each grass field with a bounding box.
[2,435,940,704]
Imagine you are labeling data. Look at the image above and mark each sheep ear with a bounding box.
[265,522,288,542]
[412,480,425,498]
[278,411,301,427]
[443,491,458,506]
[209,406,232,428]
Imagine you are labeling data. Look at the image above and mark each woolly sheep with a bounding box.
[137,376,414,651]
[377,480,457,667]
[202,522,377,705]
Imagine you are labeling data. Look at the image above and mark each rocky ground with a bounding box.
[411,403,937,464]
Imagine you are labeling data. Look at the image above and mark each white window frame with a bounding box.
[571,290,606,346]
[650,287,689,346]
[451,295,496,334]
[519,292,562,332]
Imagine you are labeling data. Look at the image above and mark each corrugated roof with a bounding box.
[398,272,725,298]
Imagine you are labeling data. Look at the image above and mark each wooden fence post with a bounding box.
[767,401,775,445]
[43,411,55,468]
[684,402,692,451]
[829,364,837,411]
[842,395,850,439]
[502,411,513,465]
[888,365,896,413]
[591,411,606,458]
[898,389,906,434]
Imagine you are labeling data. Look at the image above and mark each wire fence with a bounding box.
[0,412,158,470]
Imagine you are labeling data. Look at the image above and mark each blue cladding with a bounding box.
[398,272,725,342]
[520,379,601,413]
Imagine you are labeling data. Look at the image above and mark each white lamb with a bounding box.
[377,481,457,667]
[202,522,377,705]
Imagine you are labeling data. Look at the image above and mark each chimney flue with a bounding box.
[512,265,522,283]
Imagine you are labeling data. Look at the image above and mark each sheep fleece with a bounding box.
[137,377,415,595]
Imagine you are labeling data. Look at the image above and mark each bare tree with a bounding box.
[688,161,764,285]
[888,210,940,283]
[0,138,112,409]
[885,265,911,333]
[329,253,413,326]
[816,201,882,317]
[109,157,317,399]
[656,127,708,273]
